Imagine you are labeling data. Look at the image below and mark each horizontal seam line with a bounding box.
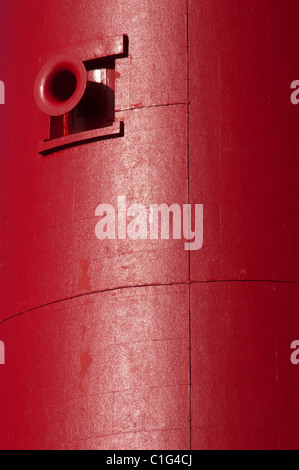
[0,281,186,324]
[63,425,189,444]
[115,102,188,112]
[0,278,298,324]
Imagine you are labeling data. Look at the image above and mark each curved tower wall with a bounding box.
[0,0,298,450]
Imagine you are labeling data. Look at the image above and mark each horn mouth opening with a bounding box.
[34,54,86,116]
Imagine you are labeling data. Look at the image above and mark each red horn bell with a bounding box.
[34,53,86,116]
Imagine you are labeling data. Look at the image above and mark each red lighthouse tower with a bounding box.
[0,0,299,450]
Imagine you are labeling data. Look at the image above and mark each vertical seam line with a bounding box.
[186,0,192,451]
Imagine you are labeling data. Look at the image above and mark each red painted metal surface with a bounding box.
[0,0,298,450]
[188,0,299,449]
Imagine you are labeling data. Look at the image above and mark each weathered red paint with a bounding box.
[0,0,298,450]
